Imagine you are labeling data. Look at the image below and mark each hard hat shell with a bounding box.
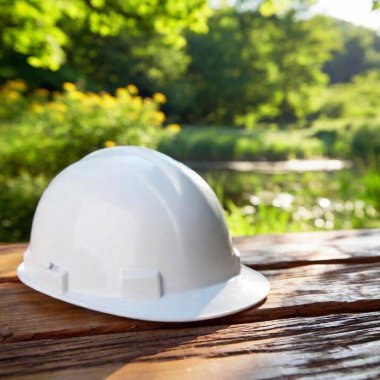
[17,147,270,322]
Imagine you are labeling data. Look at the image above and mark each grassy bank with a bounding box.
[204,165,380,236]
[158,120,380,162]
[159,124,380,236]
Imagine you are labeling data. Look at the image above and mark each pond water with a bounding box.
[194,162,380,235]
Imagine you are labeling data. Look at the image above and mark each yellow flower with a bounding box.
[86,93,101,103]
[132,97,143,107]
[167,123,181,133]
[101,92,116,106]
[7,91,21,101]
[153,92,166,104]
[53,113,65,122]
[127,84,138,95]
[116,87,128,98]
[104,140,117,147]
[7,80,27,91]
[30,103,44,113]
[156,111,166,123]
[63,82,76,92]
[34,88,49,97]
[67,90,86,101]
[48,102,68,113]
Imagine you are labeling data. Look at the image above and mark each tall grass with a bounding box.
[209,163,380,236]
[159,122,380,162]
[158,126,324,161]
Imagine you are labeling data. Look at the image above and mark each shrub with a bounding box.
[0,174,48,242]
[0,80,166,241]
[158,126,324,161]
[0,81,165,177]
[311,118,380,159]
[320,70,380,119]
[351,124,380,160]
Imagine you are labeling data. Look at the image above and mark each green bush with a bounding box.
[158,126,324,161]
[320,70,380,119]
[0,80,166,241]
[212,167,380,236]
[0,174,49,242]
[351,124,380,160]
[0,81,165,177]
[311,118,380,159]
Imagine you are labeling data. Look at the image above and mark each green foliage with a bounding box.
[324,21,380,84]
[2,3,377,128]
[208,167,380,236]
[311,118,380,161]
[226,201,296,236]
[351,124,380,161]
[0,174,48,242]
[160,120,380,163]
[1,1,378,128]
[164,9,339,125]
[158,126,324,161]
[0,0,68,70]
[0,0,210,71]
[65,30,191,93]
[0,81,164,177]
[0,80,166,241]
[361,165,380,211]
[237,0,316,16]
[0,29,192,99]
[320,70,380,119]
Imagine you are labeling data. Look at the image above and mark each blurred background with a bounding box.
[1,0,380,242]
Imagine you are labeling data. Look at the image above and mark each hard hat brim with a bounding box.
[17,263,270,322]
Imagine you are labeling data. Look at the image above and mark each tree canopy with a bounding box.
[0,0,210,70]
[324,20,380,84]
[164,8,339,124]
[1,0,379,125]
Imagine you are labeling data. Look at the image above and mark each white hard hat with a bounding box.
[17,147,270,322]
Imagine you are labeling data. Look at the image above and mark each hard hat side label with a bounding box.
[120,269,163,300]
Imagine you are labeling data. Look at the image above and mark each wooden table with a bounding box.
[1,229,380,379]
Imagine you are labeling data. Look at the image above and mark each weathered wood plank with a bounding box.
[236,228,380,269]
[1,312,379,379]
[0,244,25,282]
[1,231,379,379]
[1,229,380,282]
[1,262,380,343]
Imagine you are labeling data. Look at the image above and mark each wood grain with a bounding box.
[1,230,380,380]
[0,244,26,282]
[236,228,380,269]
[1,312,379,379]
[1,262,380,343]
